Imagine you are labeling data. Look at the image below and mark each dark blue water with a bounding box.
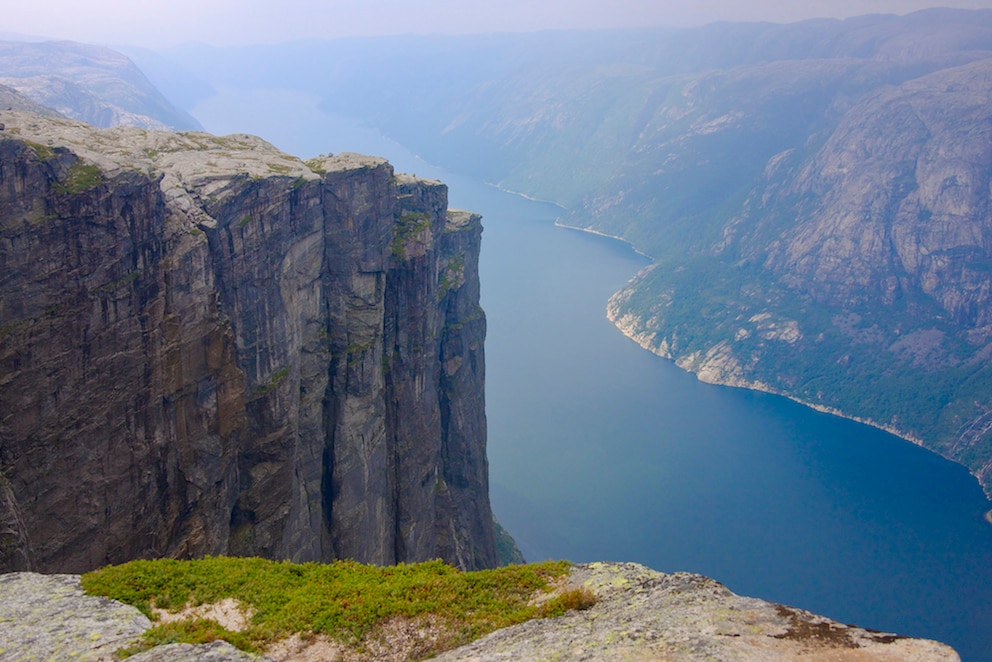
[193,90,992,661]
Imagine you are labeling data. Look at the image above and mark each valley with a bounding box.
[2,9,992,659]
[145,9,992,494]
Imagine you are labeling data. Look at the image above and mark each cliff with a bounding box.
[0,111,496,572]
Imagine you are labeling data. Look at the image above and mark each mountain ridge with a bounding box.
[0,40,201,130]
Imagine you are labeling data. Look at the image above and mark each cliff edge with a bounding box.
[0,111,496,572]
[0,563,960,661]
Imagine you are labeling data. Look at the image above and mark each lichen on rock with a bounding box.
[0,573,150,660]
[433,562,960,661]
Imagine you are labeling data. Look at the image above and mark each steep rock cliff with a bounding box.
[0,111,496,572]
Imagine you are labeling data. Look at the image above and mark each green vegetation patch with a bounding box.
[253,366,291,395]
[266,163,293,175]
[0,320,26,342]
[82,556,574,657]
[438,255,465,298]
[304,157,328,175]
[24,140,56,162]
[392,210,432,258]
[53,161,104,194]
[494,520,526,566]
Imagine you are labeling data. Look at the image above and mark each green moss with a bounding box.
[24,141,56,162]
[82,557,573,657]
[438,255,465,298]
[346,340,375,355]
[304,158,328,175]
[346,340,377,367]
[117,619,260,657]
[53,161,103,194]
[253,366,291,395]
[391,211,432,258]
[238,215,251,229]
[27,212,58,226]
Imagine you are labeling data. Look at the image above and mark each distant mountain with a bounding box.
[0,40,201,130]
[0,82,63,116]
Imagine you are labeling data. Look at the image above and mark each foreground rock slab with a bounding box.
[435,562,960,661]
[0,565,959,661]
[0,573,149,660]
[128,641,268,662]
[0,573,264,662]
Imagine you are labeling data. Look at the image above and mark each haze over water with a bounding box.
[194,89,992,661]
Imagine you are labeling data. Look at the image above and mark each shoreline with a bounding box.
[606,309,992,505]
[490,183,567,209]
[553,219,656,261]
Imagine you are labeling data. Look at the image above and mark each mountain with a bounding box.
[0,82,63,117]
[606,56,992,488]
[0,110,496,573]
[152,9,992,494]
[0,40,201,130]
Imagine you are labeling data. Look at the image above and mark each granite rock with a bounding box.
[435,562,960,661]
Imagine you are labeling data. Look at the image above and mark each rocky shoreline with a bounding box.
[605,305,963,474]
[559,221,936,468]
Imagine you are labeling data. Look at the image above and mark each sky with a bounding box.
[3,0,992,47]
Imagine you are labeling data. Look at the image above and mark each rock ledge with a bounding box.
[0,564,959,661]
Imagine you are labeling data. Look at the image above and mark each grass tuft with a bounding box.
[81,556,576,658]
[537,586,598,618]
[117,619,261,657]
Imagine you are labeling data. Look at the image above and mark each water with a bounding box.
[192,89,992,661]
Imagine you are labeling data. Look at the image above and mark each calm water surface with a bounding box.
[194,90,992,661]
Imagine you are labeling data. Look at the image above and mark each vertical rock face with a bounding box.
[0,112,496,572]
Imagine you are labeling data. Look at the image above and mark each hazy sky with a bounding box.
[5,0,992,47]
